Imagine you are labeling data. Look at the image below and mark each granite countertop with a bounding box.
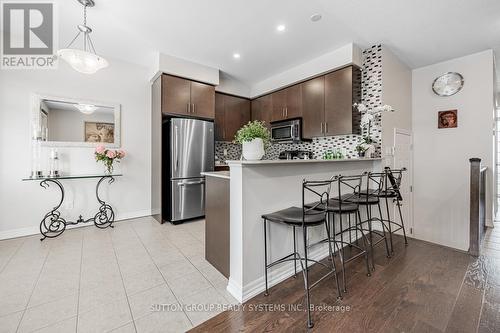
[225,157,382,166]
[201,171,230,179]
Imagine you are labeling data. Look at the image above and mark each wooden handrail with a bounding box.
[469,158,487,256]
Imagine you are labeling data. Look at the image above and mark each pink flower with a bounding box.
[106,150,116,159]
[95,145,106,154]
[117,149,126,158]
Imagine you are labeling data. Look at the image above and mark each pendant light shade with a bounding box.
[57,48,108,74]
[75,103,97,114]
[58,0,108,74]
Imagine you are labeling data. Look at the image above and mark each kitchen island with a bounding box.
[225,158,382,303]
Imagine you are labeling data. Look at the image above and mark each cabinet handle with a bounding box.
[187,103,190,113]
[285,107,288,117]
[325,122,328,133]
[320,122,323,134]
[192,103,195,113]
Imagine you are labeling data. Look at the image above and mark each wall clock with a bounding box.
[432,72,464,96]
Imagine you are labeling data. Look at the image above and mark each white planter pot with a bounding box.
[242,138,265,160]
[365,144,375,158]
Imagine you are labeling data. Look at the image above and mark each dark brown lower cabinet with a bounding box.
[205,176,230,278]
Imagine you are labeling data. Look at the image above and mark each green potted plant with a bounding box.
[234,121,271,160]
[355,144,368,158]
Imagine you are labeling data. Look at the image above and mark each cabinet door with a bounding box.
[214,93,225,141]
[191,81,215,119]
[301,76,325,138]
[251,95,272,129]
[224,95,251,141]
[161,75,191,116]
[324,66,354,135]
[284,84,302,119]
[271,90,286,122]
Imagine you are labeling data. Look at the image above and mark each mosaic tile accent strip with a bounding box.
[215,45,383,162]
[361,44,383,157]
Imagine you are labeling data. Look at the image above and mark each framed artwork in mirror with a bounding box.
[438,109,458,129]
[84,122,115,143]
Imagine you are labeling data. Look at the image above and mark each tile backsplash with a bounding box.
[216,135,362,162]
[216,45,383,163]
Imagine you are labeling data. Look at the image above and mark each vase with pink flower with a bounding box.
[95,145,126,174]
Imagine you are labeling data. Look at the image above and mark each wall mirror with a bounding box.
[31,94,121,147]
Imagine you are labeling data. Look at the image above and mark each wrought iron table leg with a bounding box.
[39,179,67,240]
[94,176,116,229]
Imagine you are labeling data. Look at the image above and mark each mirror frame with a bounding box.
[31,93,121,148]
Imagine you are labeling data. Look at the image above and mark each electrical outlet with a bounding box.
[223,149,228,157]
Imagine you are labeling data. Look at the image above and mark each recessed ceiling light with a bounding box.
[233,53,241,59]
[276,24,286,32]
[310,14,322,22]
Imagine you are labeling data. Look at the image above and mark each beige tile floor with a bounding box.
[0,217,238,333]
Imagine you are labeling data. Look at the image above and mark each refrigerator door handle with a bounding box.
[177,180,205,186]
[174,125,179,172]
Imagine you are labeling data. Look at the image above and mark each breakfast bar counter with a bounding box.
[225,157,382,303]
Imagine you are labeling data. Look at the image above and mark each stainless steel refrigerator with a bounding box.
[163,118,214,223]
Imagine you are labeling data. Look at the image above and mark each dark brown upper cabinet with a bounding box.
[271,85,302,122]
[301,76,325,138]
[324,66,360,136]
[214,93,225,140]
[251,95,272,129]
[300,65,361,138]
[214,93,251,142]
[161,74,215,119]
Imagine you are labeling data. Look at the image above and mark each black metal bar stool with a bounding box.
[328,175,372,292]
[342,172,392,270]
[374,167,408,252]
[262,179,342,329]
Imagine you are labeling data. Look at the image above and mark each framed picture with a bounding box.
[84,122,115,143]
[438,110,458,129]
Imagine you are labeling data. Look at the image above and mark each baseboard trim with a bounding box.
[0,210,152,241]
[226,244,333,304]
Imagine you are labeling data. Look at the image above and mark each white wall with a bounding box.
[150,52,219,85]
[412,50,495,251]
[381,46,412,165]
[216,72,251,98]
[0,58,151,239]
[250,43,361,98]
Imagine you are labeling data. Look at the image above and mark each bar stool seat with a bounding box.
[262,207,325,225]
[341,194,379,204]
[360,189,399,198]
[305,199,359,213]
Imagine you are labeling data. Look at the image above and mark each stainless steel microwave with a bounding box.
[271,118,302,143]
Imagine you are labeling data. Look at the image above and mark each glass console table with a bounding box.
[22,174,122,240]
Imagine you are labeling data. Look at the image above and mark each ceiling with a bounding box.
[55,0,500,85]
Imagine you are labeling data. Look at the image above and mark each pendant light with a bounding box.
[75,103,97,114]
[57,0,108,74]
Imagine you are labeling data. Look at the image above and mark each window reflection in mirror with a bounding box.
[39,99,116,144]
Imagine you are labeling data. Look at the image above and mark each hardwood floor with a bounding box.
[191,227,500,332]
